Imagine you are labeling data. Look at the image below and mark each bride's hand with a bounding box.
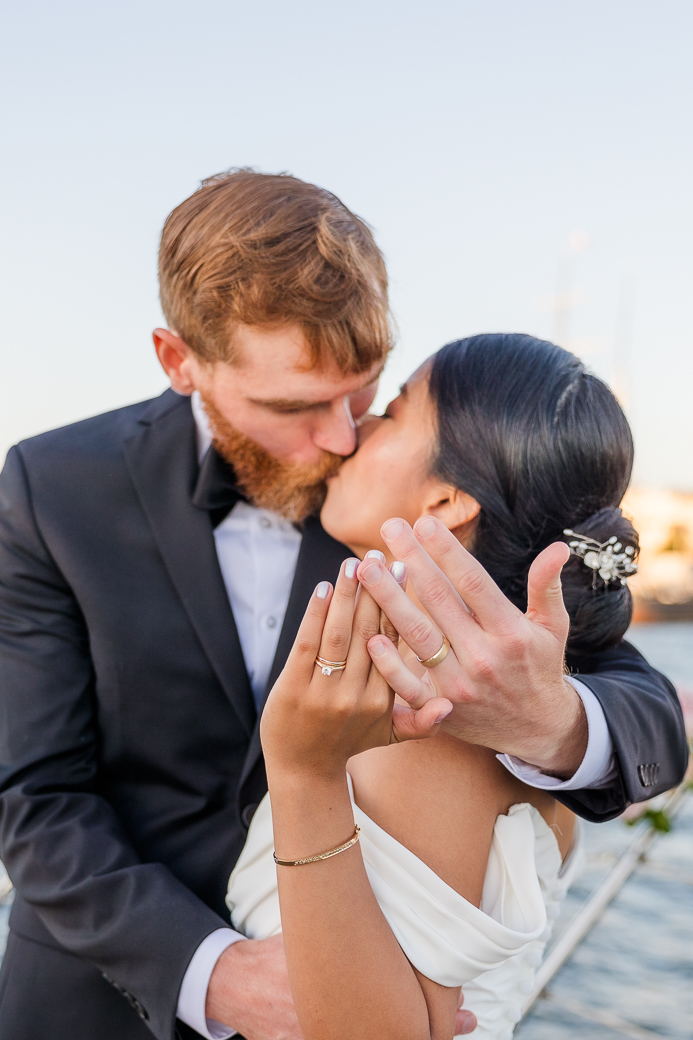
[260,557,453,780]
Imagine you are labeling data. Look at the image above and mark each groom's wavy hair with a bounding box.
[429,334,638,654]
[158,168,392,372]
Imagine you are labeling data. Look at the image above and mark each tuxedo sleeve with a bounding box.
[555,639,689,822]
[0,446,227,1040]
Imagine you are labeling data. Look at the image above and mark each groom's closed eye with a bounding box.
[249,377,382,417]
[249,397,330,415]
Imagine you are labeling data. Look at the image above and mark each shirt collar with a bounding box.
[190,390,213,464]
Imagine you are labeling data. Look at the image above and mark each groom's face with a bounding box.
[155,323,383,520]
[193,324,383,465]
[157,323,383,465]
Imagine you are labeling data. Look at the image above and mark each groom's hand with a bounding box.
[206,934,302,1040]
[358,517,587,777]
[456,993,478,1034]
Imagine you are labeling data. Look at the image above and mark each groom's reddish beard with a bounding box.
[200,393,343,523]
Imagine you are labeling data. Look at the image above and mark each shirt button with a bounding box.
[266,616,277,629]
[260,517,272,529]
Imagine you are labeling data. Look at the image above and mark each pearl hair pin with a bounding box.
[563,529,639,588]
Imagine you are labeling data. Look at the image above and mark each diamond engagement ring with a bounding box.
[416,636,451,669]
[315,656,348,676]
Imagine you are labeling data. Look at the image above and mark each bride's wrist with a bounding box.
[266,760,347,791]
[265,750,349,787]
[267,767,355,862]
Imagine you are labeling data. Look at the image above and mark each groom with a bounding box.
[0,169,687,1040]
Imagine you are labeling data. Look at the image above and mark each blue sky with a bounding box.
[2,0,692,488]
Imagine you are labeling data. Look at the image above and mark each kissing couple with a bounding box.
[0,169,687,1040]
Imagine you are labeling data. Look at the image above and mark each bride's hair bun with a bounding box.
[561,507,639,655]
[429,333,637,657]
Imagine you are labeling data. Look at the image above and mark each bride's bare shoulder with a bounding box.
[347,734,511,907]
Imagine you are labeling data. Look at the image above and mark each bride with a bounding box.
[226,333,638,1040]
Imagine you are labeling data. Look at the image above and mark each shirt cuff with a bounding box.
[496,677,617,791]
[177,928,247,1039]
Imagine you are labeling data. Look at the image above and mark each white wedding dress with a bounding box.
[227,777,582,1040]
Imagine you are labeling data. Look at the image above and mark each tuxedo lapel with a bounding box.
[237,515,351,796]
[123,391,256,737]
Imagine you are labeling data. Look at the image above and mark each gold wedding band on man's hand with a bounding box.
[315,656,348,676]
[416,636,451,669]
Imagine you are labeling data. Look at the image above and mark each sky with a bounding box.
[1,0,692,489]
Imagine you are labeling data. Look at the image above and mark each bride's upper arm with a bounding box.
[348,735,512,1036]
[347,733,510,908]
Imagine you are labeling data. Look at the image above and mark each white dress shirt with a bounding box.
[177,391,616,1038]
[214,501,301,709]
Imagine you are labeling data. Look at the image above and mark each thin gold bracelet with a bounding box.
[273,825,360,866]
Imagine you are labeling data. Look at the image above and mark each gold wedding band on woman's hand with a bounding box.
[315,655,348,676]
[416,635,451,669]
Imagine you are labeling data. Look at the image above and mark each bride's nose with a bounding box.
[356,414,383,446]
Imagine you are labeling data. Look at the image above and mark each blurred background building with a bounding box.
[625,488,693,621]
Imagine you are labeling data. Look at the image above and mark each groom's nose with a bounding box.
[312,396,357,457]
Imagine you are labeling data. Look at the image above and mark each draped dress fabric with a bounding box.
[226,777,583,1040]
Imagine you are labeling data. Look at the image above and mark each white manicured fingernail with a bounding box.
[390,561,406,584]
[345,558,358,579]
[365,549,386,562]
[316,581,331,599]
[415,517,436,539]
[382,519,404,538]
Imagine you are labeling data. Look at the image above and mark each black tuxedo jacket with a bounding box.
[0,390,687,1040]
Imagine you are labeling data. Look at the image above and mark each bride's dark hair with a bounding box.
[429,333,638,655]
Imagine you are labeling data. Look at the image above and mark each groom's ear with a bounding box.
[421,484,481,541]
[153,328,202,395]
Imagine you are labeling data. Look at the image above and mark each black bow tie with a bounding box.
[192,446,247,528]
